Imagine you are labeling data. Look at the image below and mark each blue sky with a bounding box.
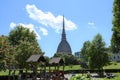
[0,0,114,57]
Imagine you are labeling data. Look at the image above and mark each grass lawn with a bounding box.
[60,65,81,71]
[0,71,9,76]
[104,62,120,69]
[0,70,20,76]
[39,65,81,71]
[0,65,81,76]
[0,63,120,76]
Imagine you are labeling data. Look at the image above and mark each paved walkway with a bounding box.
[64,73,105,80]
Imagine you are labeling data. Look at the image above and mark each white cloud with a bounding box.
[10,22,16,29]
[9,22,41,40]
[40,27,48,36]
[26,4,77,32]
[88,22,94,26]
[88,22,96,29]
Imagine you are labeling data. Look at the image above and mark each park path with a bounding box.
[64,73,105,80]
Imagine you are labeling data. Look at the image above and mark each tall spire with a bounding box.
[56,15,72,54]
[62,15,66,40]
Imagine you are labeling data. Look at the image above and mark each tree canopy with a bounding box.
[80,41,91,62]
[111,0,120,53]
[0,35,16,70]
[8,26,37,46]
[88,34,109,70]
[0,35,9,70]
[8,26,42,68]
[54,53,79,65]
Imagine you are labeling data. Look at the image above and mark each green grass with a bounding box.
[0,70,20,76]
[104,62,120,69]
[0,71,9,76]
[60,65,81,71]
[0,65,81,76]
[39,65,81,71]
[0,63,120,76]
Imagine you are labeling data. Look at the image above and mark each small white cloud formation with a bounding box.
[88,22,94,26]
[10,22,16,29]
[88,22,96,29]
[9,22,41,40]
[40,27,48,36]
[26,4,77,32]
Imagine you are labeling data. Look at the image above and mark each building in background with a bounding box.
[110,53,120,62]
[74,52,80,59]
[56,16,72,55]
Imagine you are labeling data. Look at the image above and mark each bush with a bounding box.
[70,74,86,80]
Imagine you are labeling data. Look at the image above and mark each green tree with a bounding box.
[54,53,79,65]
[44,56,50,66]
[111,0,120,53]
[8,26,37,46]
[0,35,16,70]
[88,34,109,72]
[8,26,42,69]
[80,41,91,62]
[0,35,8,70]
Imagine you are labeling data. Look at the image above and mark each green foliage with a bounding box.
[104,73,120,80]
[0,35,16,70]
[88,34,109,70]
[70,74,87,80]
[8,26,36,46]
[0,35,7,60]
[8,26,42,69]
[111,0,120,53]
[70,73,120,80]
[104,62,120,69]
[43,56,50,66]
[54,53,79,65]
[80,41,91,62]
[15,40,41,68]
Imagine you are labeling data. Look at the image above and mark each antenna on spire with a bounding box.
[62,15,66,40]
[63,15,65,34]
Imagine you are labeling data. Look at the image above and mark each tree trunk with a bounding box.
[8,70,11,80]
[98,68,104,77]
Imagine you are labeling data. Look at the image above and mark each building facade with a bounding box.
[74,52,80,59]
[110,53,120,62]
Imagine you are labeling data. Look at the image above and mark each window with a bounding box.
[118,56,119,59]
[114,56,116,59]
